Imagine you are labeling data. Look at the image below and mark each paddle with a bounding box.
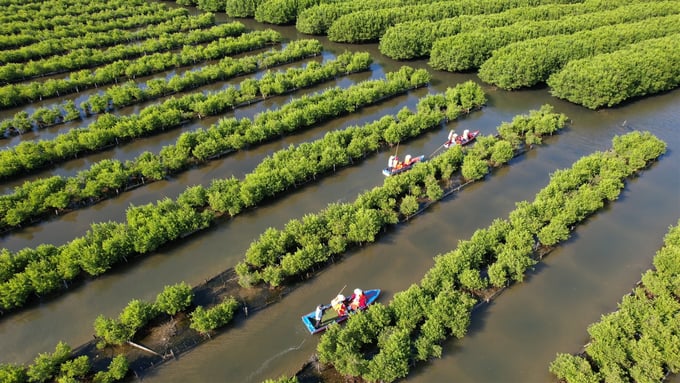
[335,284,347,305]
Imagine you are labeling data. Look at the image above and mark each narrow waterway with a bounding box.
[0,6,678,383]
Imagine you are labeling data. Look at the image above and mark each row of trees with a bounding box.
[279,0,680,109]
[94,282,194,347]
[0,0,154,25]
[0,28,282,109]
[0,62,420,234]
[478,13,680,89]
[324,0,580,43]
[0,50,371,181]
[0,0,181,36]
[0,6,189,50]
[294,0,439,35]
[0,39,323,134]
[1,283,239,381]
[0,12,217,65]
[94,282,239,346]
[0,65,425,313]
[0,22,247,82]
[235,102,564,287]
[222,0,364,19]
[253,0,425,25]
[0,343,128,383]
[316,131,667,382]
[547,34,680,109]
[429,1,680,72]
[378,0,639,60]
[550,220,680,382]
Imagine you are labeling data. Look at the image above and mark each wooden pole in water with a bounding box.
[126,341,165,358]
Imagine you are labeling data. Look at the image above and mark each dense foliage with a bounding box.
[0,29,282,109]
[550,219,680,382]
[0,39,323,135]
[189,297,239,336]
[0,22,247,82]
[0,51,408,234]
[547,34,680,109]
[0,50,369,182]
[379,0,645,60]
[0,12,216,64]
[326,0,580,43]
[0,343,129,383]
[94,282,193,347]
[0,65,429,313]
[317,131,666,382]
[226,0,267,17]
[235,102,567,287]
[478,14,680,89]
[295,0,447,34]
[429,1,680,72]
[0,2,188,49]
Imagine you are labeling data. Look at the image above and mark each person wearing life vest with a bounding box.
[388,155,397,169]
[331,294,348,317]
[348,288,367,312]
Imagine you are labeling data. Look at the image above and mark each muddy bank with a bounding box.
[70,266,290,379]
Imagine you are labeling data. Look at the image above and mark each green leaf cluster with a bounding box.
[0,13,215,64]
[478,13,680,89]
[189,297,239,335]
[326,0,578,43]
[0,48,363,183]
[318,131,665,381]
[0,2,187,50]
[0,64,429,314]
[236,101,571,288]
[94,282,194,347]
[548,34,680,109]
[379,0,635,60]
[430,1,680,72]
[0,29,281,108]
[0,22,247,83]
[550,220,680,382]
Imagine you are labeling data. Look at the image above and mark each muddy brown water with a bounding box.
[1,7,679,383]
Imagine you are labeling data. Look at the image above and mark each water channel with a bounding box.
[0,6,678,383]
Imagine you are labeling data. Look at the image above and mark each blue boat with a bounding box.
[301,289,381,334]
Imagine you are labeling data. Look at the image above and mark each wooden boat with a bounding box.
[382,155,425,176]
[301,289,381,334]
[444,130,480,148]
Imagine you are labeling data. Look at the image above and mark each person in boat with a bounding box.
[404,154,412,166]
[447,130,457,144]
[348,288,367,313]
[388,155,402,170]
[463,129,471,141]
[314,303,328,327]
[331,294,348,317]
